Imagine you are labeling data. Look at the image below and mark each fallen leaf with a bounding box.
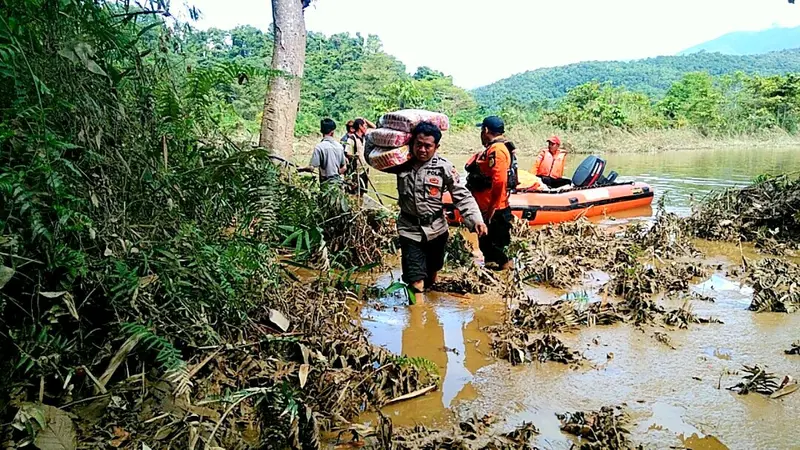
[268,309,290,332]
[299,343,311,365]
[770,382,798,399]
[40,291,67,299]
[0,265,14,289]
[104,247,114,257]
[110,426,130,447]
[62,292,79,321]
[33,404,76,450]
[299,364,310,389]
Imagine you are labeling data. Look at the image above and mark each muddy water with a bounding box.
[360,148,800,449]
[370,147,800,217]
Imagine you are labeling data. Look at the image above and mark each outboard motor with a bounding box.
[572,155,606,188]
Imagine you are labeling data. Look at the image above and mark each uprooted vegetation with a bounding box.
[746,258,800,313]
[557,406,641,450]
[485,213,720,364]
[684,174,800,253]
[0,2,422,448]
[388,415,539,449]
[727,365,780,396]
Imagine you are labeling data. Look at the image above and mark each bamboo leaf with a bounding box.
[0,265,14,289]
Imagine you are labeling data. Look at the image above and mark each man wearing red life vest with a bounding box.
[532,135,572,189]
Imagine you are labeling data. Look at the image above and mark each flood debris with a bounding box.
[786,341,800,355]
[486,326,582,365]
[663,301,723,329]
[510,299,626,333]
[432,264,500,295]
[652,331,676,350]
[557,406,640,450]
[746,258,800,313]
[630,210,700,260]
[727,365,780,396]
[684,174,800,251]
[387,414,539,449]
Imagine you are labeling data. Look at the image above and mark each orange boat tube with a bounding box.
[443,182,655,226]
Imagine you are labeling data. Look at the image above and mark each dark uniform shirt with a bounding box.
[396,155,483,242]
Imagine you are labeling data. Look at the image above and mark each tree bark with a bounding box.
[259,0,307,158]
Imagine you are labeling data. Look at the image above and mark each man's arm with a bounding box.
[338,152,348,175]
[443,165,485,233]
[298,147,321,173]
[360,117,376,129]
[486,147,510,221]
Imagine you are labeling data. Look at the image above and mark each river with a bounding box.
[359,148,800,449]
[369,147,800,217]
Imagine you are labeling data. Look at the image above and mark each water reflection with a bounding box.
[363,287,500,426]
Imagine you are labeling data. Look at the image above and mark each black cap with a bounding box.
[477,116,504,134]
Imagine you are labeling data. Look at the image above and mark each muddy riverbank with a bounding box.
[359,235,799,449]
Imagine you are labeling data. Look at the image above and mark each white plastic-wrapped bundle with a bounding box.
[366,127,411,148]
[378,109,450,133]
[367,146,411,172]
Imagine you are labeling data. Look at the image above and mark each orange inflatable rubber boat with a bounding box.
[443,181,654,226]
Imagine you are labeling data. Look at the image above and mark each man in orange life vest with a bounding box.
[532,135,571,189]
[466,116,515,270]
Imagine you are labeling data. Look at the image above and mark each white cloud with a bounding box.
[183,0,800,89]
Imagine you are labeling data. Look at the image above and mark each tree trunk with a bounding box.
[259,0,307,158]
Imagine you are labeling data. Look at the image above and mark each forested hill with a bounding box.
[680,26,800,56]
[472,49,800,108]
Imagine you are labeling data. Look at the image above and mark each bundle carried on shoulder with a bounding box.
[366,109,450,174]
[378,109,450,133]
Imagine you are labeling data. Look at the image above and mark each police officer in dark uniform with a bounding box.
[396,122,487,297]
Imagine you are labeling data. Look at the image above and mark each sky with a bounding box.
[179,0,800,89]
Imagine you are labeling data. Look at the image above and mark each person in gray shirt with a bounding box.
[300,118,347,184]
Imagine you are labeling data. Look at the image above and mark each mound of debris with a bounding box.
[486,326,582,366]
[663,301,723,329]
[630,210,701,260]
[389,415,539,449]
[510,299,626,333]
[746,258,800,313]
[432,264,500,295]
[685,174,800,252]
[557,406,641,450]
[727,365,780,396]
[510,218,620,289]
[786,342,800,355]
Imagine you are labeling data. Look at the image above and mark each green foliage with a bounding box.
[547,82,663,131]
[473,49,800,108]
[659,72,723,134]
[392,355,439,376]
[121,322,185,372]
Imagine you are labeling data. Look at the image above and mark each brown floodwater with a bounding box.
[358,148,800,449]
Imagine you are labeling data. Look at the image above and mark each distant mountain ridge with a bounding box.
[680,26,800,56]
[472,49,800,109]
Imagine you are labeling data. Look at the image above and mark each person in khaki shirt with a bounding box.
[343,117,375,195]
[396,121,487,295]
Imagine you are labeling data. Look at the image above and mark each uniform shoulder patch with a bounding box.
[450,166,460,182]
[488,152,496,168]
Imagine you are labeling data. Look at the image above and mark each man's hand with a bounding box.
[475,223,488,237]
